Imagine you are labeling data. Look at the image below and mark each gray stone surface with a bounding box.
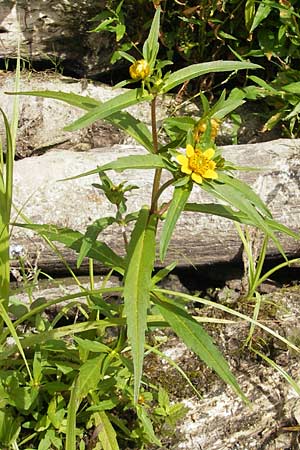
[0,72,281,159]
[0,0,111,77]
[10,139,300,273]
[0,71,174,157]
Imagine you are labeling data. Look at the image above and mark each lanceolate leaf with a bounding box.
[77,217,116,268]
[108,112,153,153]
[9,90,154,152]
[249,2,272,33]
[201,176,285,255]
[123,208,157,403]
[62,154,166,181]
[142,6,160,65]
[162,60,261,93]
[217,173,272,217]
[160,184,192,262]
[185,203,300,240]
[64,88,153,132]
[66,377,79,450]
[282,81,300,94]
[10,90,101,109]
[154,293,248,403]
[15,223,125,270]
[77,356,104,399]
[95,411,119,450]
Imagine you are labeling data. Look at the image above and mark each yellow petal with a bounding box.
[208,160,216,170]
[203,148,215,159]
[181,164,192,175]
[192,172,202,184]
[186,144,195,158]
[177,154,188,165]
[204,169,218,179]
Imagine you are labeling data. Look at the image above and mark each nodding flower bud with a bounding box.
[194,118,220,142]
[129,59,151,81]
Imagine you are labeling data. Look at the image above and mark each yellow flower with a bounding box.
[129,59,151,81]
[177,144,218,184]
[193,118,220,143]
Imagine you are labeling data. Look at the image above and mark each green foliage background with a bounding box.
[94,0,300,135]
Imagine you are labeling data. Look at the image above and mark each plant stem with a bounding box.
[152,178,174,213]
[150,96,162,214]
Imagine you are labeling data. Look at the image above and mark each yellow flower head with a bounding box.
[129,59,151,81]
[177,144,218,184]
[193,118,220,143]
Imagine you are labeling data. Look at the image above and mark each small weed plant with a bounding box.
[1,5,300,450]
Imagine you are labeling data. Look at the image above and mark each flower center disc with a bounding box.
[189,152,210,175]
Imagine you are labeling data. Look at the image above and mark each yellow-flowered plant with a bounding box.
[193,118,220,142]
[11,7,300,448]
[177,144,218,184]
[129,59,151,80]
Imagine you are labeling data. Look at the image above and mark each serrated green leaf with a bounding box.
[248,76,278,93]
[117,50,136,63]
[15,223,125,270]
[64,88,153,132]
[9,90,101,109]
[155,287,300,354]
[282,81,300,94]
[108,110,154,153]
[211,91,246,119]
[123,208,157,403]
[86,398,119,412]
[154,293,248,403]
[162,61,261,93]
[160,184,192,261]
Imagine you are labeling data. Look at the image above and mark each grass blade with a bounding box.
[253,348,300,396]
[0,300,32,380]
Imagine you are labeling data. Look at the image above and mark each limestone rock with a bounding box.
[0,71,173,157]
[10,139,300,274]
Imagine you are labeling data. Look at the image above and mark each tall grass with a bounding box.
[0,56,20,310]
